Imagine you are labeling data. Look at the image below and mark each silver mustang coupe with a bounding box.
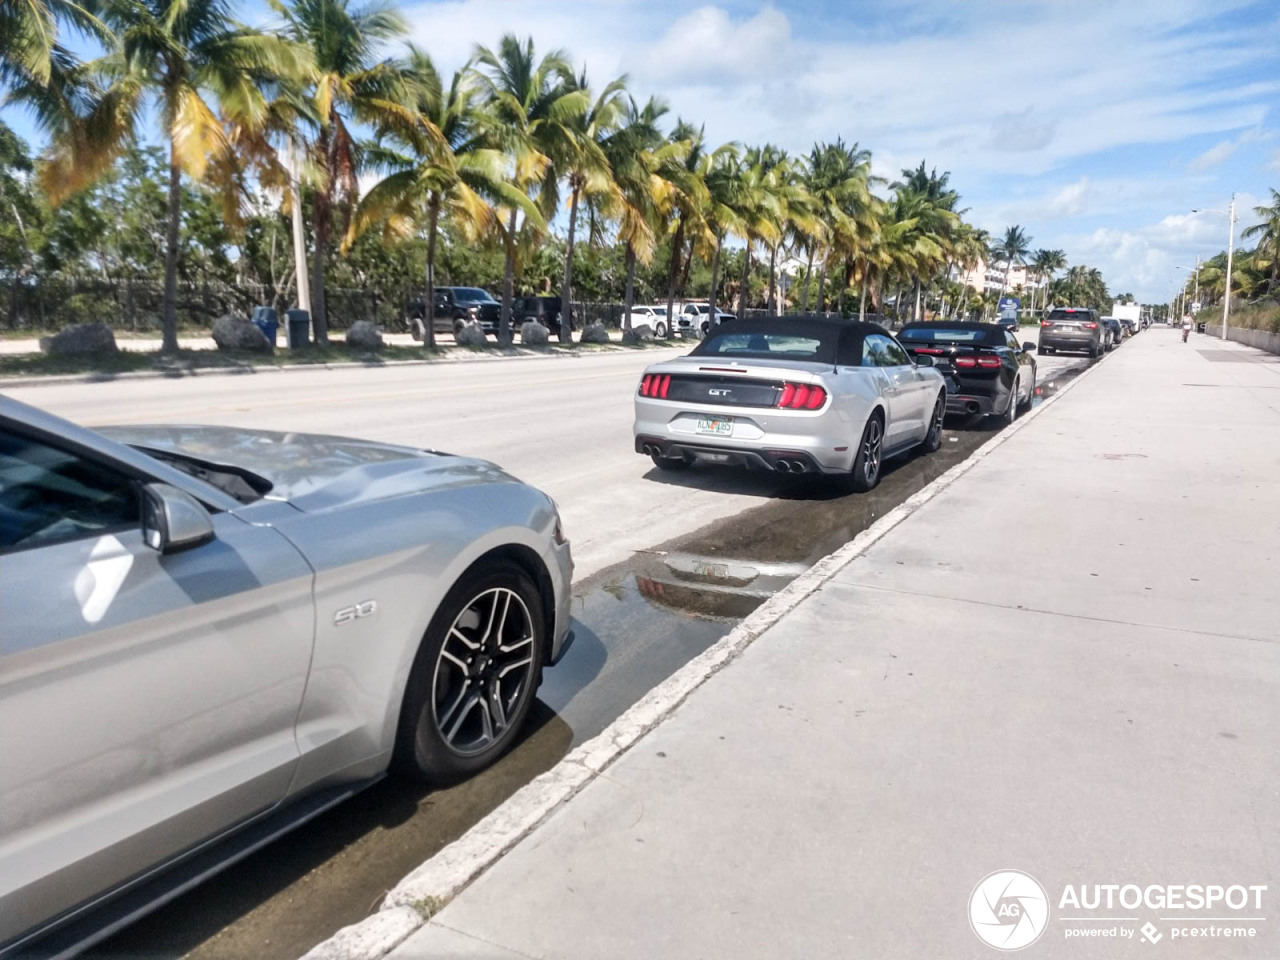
[0,396,572,957]
[634,317,947,491]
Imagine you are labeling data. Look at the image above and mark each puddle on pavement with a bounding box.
[101,363,1092,960]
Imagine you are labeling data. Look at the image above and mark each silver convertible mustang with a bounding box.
[634,317,948,491]
[0,397,573,957]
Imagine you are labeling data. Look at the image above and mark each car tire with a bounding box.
[848,412,884,492]
[921,392,945,453]
[991,377,1019,427]
[1017,369,1035,413]
[392,559,546,783]
[654,321,668,339]
[650,452,691,471]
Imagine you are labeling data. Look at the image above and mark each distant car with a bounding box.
[1039,307,1104,357]
[1099,316,1123,349]
[436,287,501,336]
[898,321,1037,424]
[628,305,670,338]
[0,397,573,956]
[633,317,947,491]
[676,302,735,338]
[513,296,572,337]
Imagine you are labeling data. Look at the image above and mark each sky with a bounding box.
[394,0,1280,302]
[5,0,1278,303]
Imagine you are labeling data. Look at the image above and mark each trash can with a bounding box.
[251,306,279,346]
[1196,322,1206,334]
[286,309,311,349]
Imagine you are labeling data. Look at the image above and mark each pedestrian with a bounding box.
[1181,313,1192,343]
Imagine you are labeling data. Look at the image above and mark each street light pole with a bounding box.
[1221,194,1236,342]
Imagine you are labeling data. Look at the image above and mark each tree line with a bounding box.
[0,0,1150,351]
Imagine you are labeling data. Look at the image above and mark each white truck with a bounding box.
[1112,302,1142,335]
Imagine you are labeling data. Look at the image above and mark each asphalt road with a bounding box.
[2,331,1093,960]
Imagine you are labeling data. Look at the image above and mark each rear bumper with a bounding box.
[1040,335,1097,352]
[635,435,833,474]
[945,394,995,416]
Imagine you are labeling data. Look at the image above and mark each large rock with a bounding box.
[580,320,610,344]
[520,320,550,345]
[211,313,273,353]
[631,322,655,342]
[455,320,488,346]
[345,320,384,350]
[39,322,118,356]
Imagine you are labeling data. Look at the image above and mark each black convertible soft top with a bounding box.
[690,315,892,366]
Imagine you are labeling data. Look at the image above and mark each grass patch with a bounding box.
[1196,300,1280,334]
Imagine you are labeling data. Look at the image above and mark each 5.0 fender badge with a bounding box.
[333,600,377,625]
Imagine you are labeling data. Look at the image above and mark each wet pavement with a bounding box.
[93,361,1088,960]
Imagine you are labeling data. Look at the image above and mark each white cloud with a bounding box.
[1046,179,1091,219]
[1191,139,1239,173]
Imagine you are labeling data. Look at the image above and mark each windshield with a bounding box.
[899,327,1002,345]
[692,330,835,363]
[454,288,495,303]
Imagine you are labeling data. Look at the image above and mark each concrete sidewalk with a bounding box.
[389,329,1280,959]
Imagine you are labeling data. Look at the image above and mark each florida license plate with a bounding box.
[695,417,733,436]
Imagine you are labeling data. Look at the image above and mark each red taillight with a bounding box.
[1082,321,1098,329]
[1041,321,1053,327]
[955,355,1001,369]
[639,374,671,398]
[776,382,827,409]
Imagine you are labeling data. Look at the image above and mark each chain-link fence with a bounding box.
[3,277,420,333]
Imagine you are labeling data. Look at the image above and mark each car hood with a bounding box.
[98,424,518,512]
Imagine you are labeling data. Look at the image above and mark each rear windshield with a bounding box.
[1048,309,1090,320]
[692,330,834,363]
[453,288,494,303]
[899,327,1002,345]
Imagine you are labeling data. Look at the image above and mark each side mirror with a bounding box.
[914,354,935,367]
[142,483,215,554]
[1022,342,1037,352]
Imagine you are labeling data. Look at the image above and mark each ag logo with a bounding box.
[969,870,1049,951]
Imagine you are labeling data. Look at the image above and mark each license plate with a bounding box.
[695,417,733,436]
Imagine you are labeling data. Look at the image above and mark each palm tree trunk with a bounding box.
[859,275,869,322]
[738,239,752,314]
[913,277,922,321]
[665,215,685,327]
[800,246,814,313]
[160,152,182,354]
[559,183,580,344]
[500,207,517,346]
[707,232,723,330]
[623,242,637,334]
[678,235,694,294]
[816,252,828,314]
[767,243,778,315]
[310,130,331,345]
[424,197,439,350]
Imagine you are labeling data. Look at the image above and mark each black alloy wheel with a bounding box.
[922,393,945,453]
[393,560,545,782]
[849,414,884,492]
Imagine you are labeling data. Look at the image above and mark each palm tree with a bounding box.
[992,225,1032,297]
[807,139,876,315]
[1035,248,1067,311]
[658,119,709,326]
[1243,188,1280,294]
[343,48,541,349]
[552,68,626,342]
[700,143,745,327]
[275,0,407,344]
[21,0,305,352]
[473,34,581,346]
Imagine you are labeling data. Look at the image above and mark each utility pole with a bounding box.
[1221,194,1235,342]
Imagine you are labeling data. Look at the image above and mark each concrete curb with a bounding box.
[0,340,680,390]
[298,356,1107,960]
